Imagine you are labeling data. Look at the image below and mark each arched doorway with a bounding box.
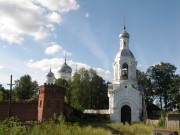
[121,105,131,124]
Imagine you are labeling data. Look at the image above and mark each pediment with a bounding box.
[113,83,139,94]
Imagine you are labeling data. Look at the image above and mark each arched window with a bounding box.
[122,63,128,80]
[124,42,126,48]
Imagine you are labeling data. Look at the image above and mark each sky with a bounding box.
[0,0,180,88]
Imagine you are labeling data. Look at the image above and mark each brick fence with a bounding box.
[0,101,37,121]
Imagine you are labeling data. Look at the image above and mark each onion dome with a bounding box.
[47,68,54,77]
[119,25,130,38]
[46,68,55,84]
[58,60,72,74]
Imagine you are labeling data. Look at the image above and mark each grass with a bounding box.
[106,122,155,135]
[0,117,179,135]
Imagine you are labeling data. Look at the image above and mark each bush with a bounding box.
[158,110,166,127]
[0,116,111,135]
[0,117,27,135]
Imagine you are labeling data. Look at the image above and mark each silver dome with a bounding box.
[120,31,129,38]
[119,25,130,38]
[47,69,54,77]
[59,62,72,74]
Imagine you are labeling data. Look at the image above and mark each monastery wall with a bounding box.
[0,101,38,121]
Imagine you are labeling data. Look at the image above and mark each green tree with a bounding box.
[169,76,180,112]
[55,78,71,104]
[13,75,38,100]
[0,84,9,101]
[0,90,3,101]
[0,84,5,101]
[70,68,89,110]
[89,69,108,109]
[70,68,108,110]
[137,70,158,117]
[55,78,68,88]
[147,62,177,110]
[136,70,153,103]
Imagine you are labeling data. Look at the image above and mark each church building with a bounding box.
[108,24,142,123]
[46,56,72,84]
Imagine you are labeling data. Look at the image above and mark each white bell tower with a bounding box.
[113,25,137,86]
[108,23,142,123]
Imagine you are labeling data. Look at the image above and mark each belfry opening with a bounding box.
[122,63,128,80]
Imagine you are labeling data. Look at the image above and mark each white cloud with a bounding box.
[0,0,79,44]
[25,58,112,81]
[47,12,62,24]
[45,45,62,54]
[25,58,63,72]
[35,0,80,13]
[45,44,72,56]
[0,66,4,69]
[95,68,112,80]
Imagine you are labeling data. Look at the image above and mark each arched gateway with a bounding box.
[108,24,143,122]
[121,105,131,123]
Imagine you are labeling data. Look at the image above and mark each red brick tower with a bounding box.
[38,83,65,122]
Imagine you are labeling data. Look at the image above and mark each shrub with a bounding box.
[158,110,166,127]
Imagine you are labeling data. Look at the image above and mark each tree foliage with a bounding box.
[13,75,38,100]
[146,62,177,110]
[169,76,180,112]
[136,70,156,116]
[55,78,71,104]
[136,70,153,103]
[0,84,9,101]
[70,68,108,111]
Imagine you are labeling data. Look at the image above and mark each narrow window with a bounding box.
[124,42,126,47]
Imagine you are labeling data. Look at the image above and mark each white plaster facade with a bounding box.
[108,25,142,122]
[58,72,71,81]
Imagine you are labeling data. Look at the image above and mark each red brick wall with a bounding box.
[38,84,65,121]
[0,101,38,121]
[0,84,65,122]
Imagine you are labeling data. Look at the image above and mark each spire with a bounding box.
[47,64,54,76]
[119,17,129,39]
[64,51,67,64]
[123,16,126,32]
